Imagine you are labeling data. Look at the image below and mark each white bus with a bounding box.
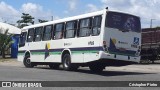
[18,8,141,72]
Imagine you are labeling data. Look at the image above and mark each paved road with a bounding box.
[0,65,159,81]
[0,61,160,90]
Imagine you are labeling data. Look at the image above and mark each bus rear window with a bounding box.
[106,12,141,32]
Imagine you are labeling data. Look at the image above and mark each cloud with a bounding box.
[0,0,159,28]
[0,2,59,24]
[63,0,77,15]
[64,10,69,14]
[68,0,77,11]
[21,3,43,15]
[21,3,53,21]
[0,1,20,23]
[86,4,99,12]
[101,0,131,8]
[100,0,160,28]
[0,1,19,16]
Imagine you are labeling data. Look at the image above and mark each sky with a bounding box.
[0,0,160,28]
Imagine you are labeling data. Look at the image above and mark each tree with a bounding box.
[38,19,48,23]
[155,26,160,29]
[0,28,14,58]
[17,13,34,28]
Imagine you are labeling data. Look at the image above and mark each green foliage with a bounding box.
[17,13,35,28]
[0,28,14,58]
[38,19,48,23]
[155,26,160,29]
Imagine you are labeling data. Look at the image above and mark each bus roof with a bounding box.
[22,9,106,30]
[22,9,140,30]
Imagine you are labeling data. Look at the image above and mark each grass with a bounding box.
[0,58,10,62]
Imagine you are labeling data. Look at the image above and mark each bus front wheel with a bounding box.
[62,54,78,71]
[23,55,34,68]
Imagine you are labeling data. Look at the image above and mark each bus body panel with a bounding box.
[18,35,102,63]
[97,11,141,63]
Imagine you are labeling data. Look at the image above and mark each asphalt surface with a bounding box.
[0,60,160,90]
[0,65,159,81]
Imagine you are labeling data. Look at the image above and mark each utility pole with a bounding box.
[150,19,156,28]
[51,16,53,21]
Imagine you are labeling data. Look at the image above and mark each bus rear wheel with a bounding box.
[23,55,34,68]
[62,54,78,71]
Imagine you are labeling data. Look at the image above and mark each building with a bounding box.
[0,22,21,58]
[141,27,160,62]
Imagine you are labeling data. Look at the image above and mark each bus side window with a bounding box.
[65,21,77,38]
[27,28,35,42]
[92,16,102,36]
[43,25,52,41]
[78,18,92,37]
[54,23,64,39]
[34,27,43,42]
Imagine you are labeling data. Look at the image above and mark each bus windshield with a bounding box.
[106,12,141,32]
[19,32,27,47]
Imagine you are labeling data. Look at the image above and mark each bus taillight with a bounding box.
[103,41,107,46]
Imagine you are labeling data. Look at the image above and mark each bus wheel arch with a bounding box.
[24,51,30,57]
[61,50,79,71]
[61,50,71,61]
[23,51,34,68]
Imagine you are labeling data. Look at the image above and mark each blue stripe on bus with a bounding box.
[18,46,104,54]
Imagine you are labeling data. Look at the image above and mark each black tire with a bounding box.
[23,55,34,68]
[152,60,155,64]
[89,64,104,73]
[62,54,79,71]
[49,64,60,69]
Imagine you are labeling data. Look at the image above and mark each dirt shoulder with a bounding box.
[0,58,23,66]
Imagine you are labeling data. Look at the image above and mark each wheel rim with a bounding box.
[64,56,70,68]
[26,58,31,65]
